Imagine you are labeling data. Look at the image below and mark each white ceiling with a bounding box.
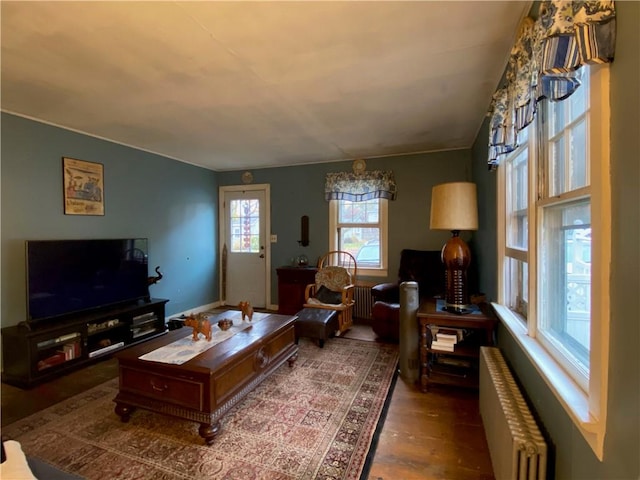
[1,1,529,171]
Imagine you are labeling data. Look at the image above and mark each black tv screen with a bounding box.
[26,239,149,322]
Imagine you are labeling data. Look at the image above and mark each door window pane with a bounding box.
[229,199,260,253]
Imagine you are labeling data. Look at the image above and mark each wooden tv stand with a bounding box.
[1,298,169,388]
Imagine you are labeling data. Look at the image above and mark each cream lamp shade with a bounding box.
[430,182,478,231]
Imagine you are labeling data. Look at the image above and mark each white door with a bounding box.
[220,185,270,308]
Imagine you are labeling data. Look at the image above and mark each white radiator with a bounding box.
[353,285,374,320]
[480,347,548,480]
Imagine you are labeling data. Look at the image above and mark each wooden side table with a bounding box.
[276,266,318,315]
[417,298,497,392]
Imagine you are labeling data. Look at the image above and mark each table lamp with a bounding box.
[430,182,478,314]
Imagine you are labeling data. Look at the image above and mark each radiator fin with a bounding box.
[353,285,373,320]
[480,347,547,480]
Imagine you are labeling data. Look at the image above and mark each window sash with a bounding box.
[329,199,388,276]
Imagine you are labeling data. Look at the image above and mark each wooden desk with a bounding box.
[417,299,497,392]
[113,312,298,444]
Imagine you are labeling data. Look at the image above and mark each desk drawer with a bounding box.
[120,366,204,411]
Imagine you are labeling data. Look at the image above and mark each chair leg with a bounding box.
[336,310,353,335]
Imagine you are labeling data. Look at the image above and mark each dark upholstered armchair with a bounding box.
[370,249,444,341]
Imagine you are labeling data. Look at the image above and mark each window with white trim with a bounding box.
[329,198,388,277]
[496,64,610,459]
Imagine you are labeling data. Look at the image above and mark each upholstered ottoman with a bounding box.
[295,308,338,347]
[371,301,400,343]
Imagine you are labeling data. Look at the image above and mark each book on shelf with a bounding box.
[429,326,466,343]
[435,333,458,344]
[436,356,472,369]
[132,326,158,339]
[62,343,76,360]
[57,332,80,342]
[88,341,125,358]
[37,352,66,370]
[430,340,455,352]
[132,312,156,324]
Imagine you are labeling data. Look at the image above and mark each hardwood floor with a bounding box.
[1,320,494,479]
[366,377,494,480]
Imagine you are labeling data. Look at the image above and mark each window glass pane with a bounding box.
[546,68,589,198]
[506,257,528,320]
[506,146,528,249]
[550,100,564,137]
[339,228,380,266]
[569,119,587,189]
[229,199,260,253]
[550,136,566,196]
[338,199,379,224]
[569,69,589,120]
[539,200,591,371]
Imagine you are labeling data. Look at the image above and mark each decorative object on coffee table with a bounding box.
[238,300,253,321]
[184,313,212,341]
[217,318,233,331]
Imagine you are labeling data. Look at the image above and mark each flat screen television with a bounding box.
[26,238,150,323]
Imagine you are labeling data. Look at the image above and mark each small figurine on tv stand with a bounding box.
[147,266,163,286]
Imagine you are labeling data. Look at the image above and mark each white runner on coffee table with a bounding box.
[139,311,267,365]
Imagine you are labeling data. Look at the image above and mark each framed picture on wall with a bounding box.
[62,157,105,215]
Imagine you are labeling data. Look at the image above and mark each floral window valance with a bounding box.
[488,0,616,169]
[325,170,397,202]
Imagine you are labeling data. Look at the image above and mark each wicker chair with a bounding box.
[303,251,357,335]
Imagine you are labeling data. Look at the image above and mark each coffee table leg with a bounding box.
[115,403,136,422]
[199,421,220,445]
[287,352,298,368]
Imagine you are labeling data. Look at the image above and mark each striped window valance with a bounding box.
[325,170,397,202]
[488,0,616,169]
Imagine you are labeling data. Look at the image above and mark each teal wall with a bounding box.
[471,2,640,478]
[1,112,475,319]
[218,149,474,304]
[1,113,220,325]
[471,117,497,302]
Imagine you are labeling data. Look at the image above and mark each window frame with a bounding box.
[502,123,534,320]
[494,64,611,460]
[329,198,389,277]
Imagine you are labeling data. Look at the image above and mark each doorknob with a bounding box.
[259,254,265,258]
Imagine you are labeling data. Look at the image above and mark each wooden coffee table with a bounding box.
[113,311,298,444]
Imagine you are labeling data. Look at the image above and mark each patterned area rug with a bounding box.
[3,338,398,480]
